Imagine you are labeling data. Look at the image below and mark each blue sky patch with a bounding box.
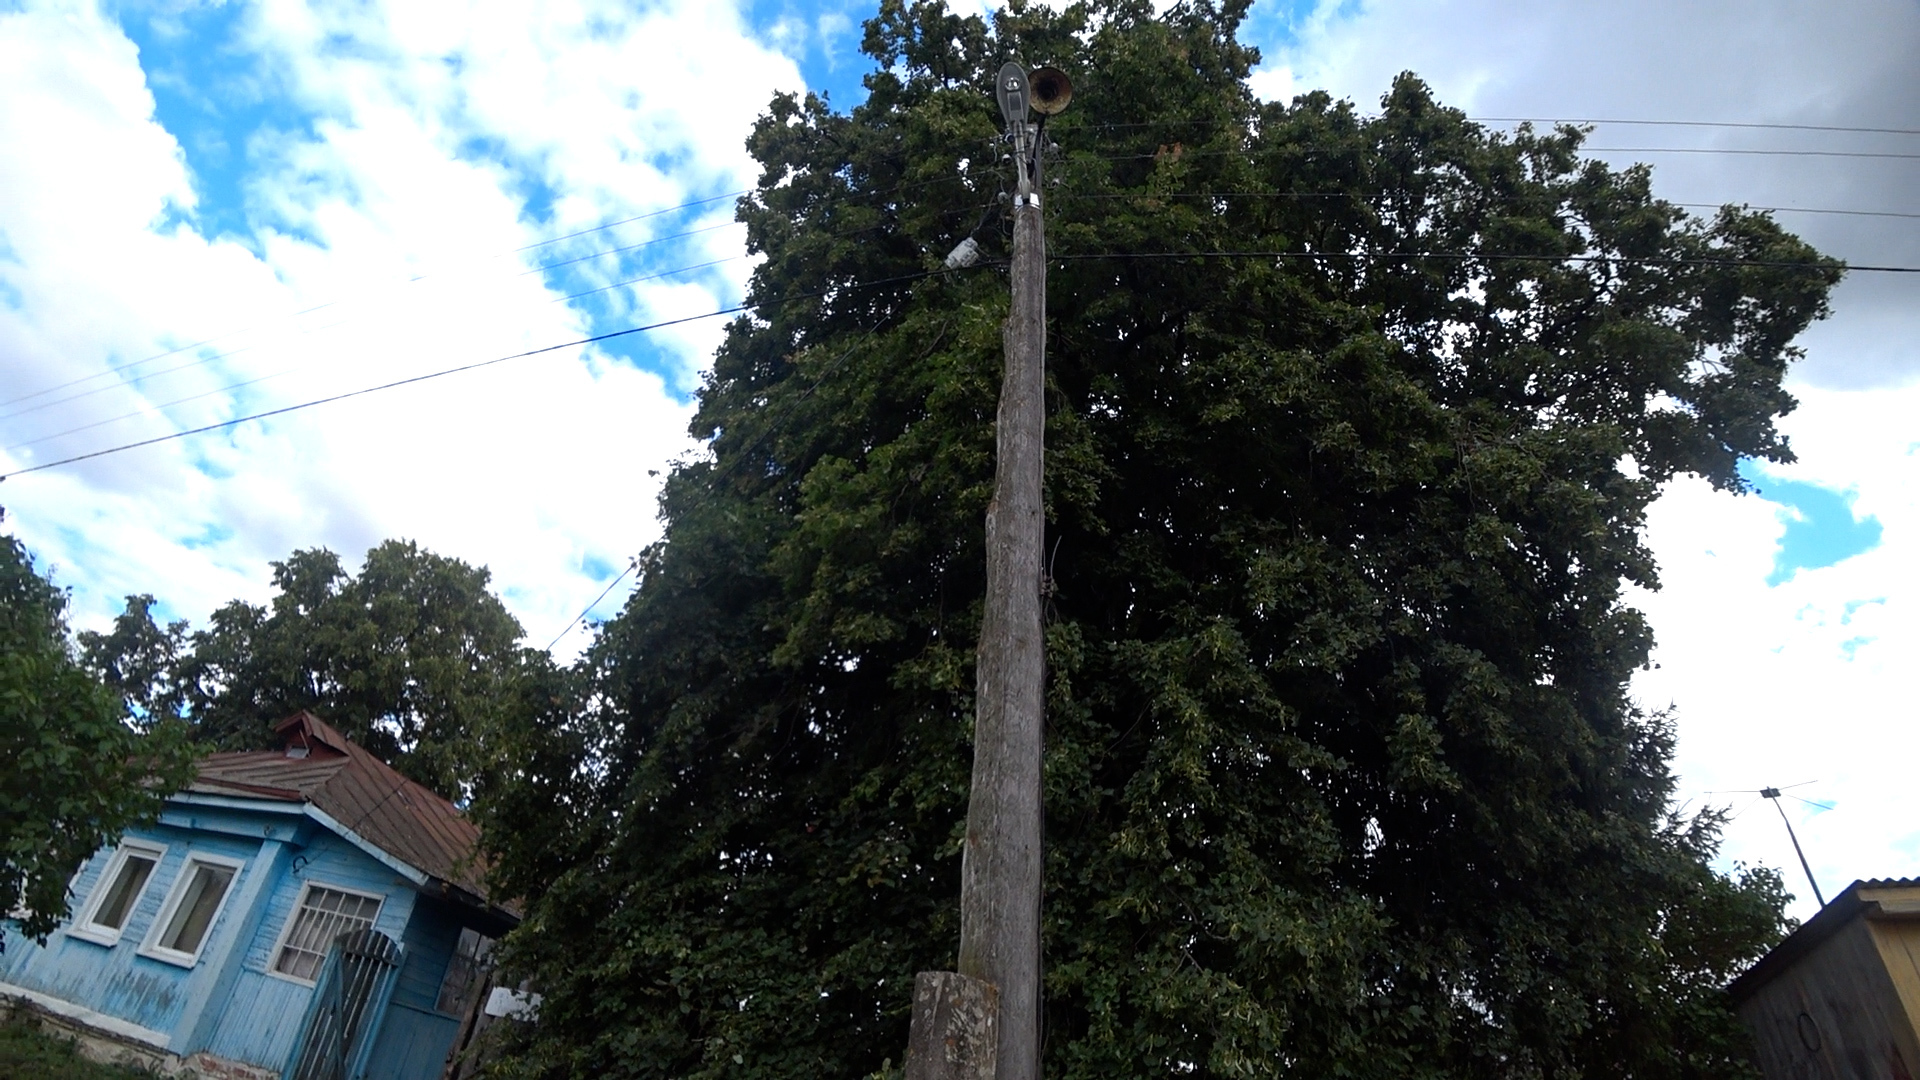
[1241,0,1331,56]
[747,0,873,110]
[114,1,316,248]
[1740,460,1883,586]
[581,553,617,582]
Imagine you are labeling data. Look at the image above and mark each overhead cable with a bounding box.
[1053,189,1920,222]
[1072,116,1920,138]
[1050,250,1903,272]
[0,189,754,411]
[6,255,751,452]
[0,267,954,482]
[1470,117,1920,137]
[542,314,892,651]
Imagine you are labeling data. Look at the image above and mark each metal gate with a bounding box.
[286,927,403,1080]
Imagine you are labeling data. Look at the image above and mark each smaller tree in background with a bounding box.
[82,539,539,796]
[0,528,193,944]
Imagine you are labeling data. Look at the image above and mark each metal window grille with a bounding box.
[274,886,382,983]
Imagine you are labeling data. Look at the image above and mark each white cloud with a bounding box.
[1637,385,1920,916]
[0,0,804,656]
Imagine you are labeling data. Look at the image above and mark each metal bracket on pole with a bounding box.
[996,64,1034,199]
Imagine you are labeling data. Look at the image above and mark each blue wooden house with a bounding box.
[0,712,518,1079]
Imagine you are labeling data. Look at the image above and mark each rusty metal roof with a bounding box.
[190,711,502,917]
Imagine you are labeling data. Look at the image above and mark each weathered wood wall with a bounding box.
[0,819,270,1043]
[1737,888,1920,1080]
[0,794,503,1080]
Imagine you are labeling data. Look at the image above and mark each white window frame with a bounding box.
[264,880,386,987]
[136,851,245,968]
[66,840,168,947]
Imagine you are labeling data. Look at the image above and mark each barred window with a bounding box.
[270,883,383,983]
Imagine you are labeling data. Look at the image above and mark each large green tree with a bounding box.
[482,1,1832,1076]
[82,539,538,795]
[0,529,192,944]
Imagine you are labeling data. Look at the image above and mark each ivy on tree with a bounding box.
[482,1,1833,1077]
[0,531,192,944]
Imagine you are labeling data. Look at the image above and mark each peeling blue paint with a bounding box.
[2,803,489,1077]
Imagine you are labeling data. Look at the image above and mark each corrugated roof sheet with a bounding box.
[190,711,496,907]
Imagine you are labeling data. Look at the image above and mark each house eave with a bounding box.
[299,803,432,888]
[168,791,307,815]
[167,788,435,889]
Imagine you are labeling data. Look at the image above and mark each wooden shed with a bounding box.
[1730,878,1920,1080]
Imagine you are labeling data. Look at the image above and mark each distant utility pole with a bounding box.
[1762,786,1827,907]
[906,61,1071,1080]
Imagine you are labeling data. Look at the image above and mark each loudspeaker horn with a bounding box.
[1029,67,1073,116]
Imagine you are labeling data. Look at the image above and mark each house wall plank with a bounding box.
[0,823,266,1043]
[1740,918,1913,1080]
[3,764,503,1080]
[393,898,460,1012]
[362,1001,462,1079]
[204,832,418,1070]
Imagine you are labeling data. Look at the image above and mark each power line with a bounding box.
[543,313,896,651]
[549,257,744,305]
[0,169,974,416]
[1050,250,1900,272]
[0,267,956,482]
[11,129,1895,415]
[524,220,742,276]
[1054,189,1920,222]
[9,117,1907,411]
[6,256,749,453]
[7,210,915,449]
[512,190,749,253]
[1070,145,1920,164]
[1580,146,1920,161]
[44,187,1890,438]
[0,317,364,425]
[7,366,295,454]
[545,558,638,652]
[1470,117,1920,137]
[0,189,755,412]
[9,246,1894,480]
[1073,116,1920,138]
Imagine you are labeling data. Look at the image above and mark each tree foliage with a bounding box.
[482,1,1835,1076]
[81,539,536,795]
[0,531,192,944]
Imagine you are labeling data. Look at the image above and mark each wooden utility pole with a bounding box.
[954,61,1051,1080]
[905,63,1070,1080]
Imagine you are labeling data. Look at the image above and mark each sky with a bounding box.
[2,0,1916,921]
